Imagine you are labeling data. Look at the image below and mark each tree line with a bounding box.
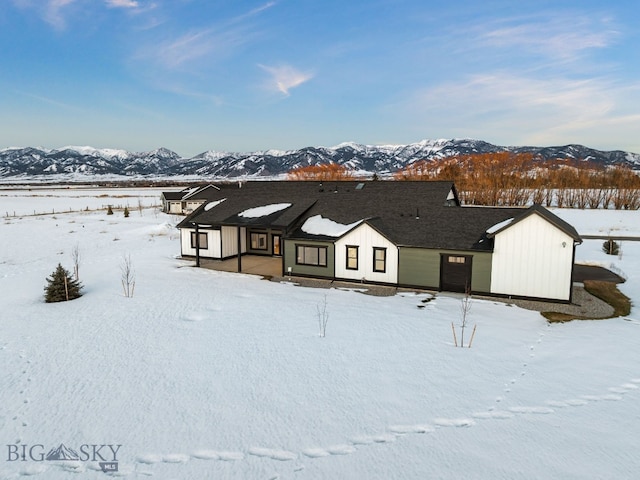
[287,153,640,209]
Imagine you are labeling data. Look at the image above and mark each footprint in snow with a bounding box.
[387,424,434,434]
[433,418,476,427]
[302,448,331,458]
[546,399,588,408]
[189,450,244,461]
[248,447,296,461]
[136,454,162,464]
[508,406,554,414]
[326,445,357,455]
[471,411,514,420]
[163,453,190,463]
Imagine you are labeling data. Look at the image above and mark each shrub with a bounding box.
[602,239,619,255]
[107,205,114,215]
[44,263,83,303]
[124,206,130,218]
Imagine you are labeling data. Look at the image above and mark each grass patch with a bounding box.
[543,280,631,323]
[583,280,631,317]
[542,311,586,323]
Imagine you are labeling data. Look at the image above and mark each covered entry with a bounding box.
[440,254,472,293]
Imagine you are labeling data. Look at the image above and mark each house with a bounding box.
[161,185,221,214]
[176,181,582,302]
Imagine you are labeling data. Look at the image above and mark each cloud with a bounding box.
[401,72,640,150]
[138,2,275,69]
[44,0,78,29]
[259,64,313,96]
[106,0,139,8]
[475,13,618,61]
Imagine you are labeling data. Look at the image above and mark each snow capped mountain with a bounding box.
[0,139,638,180]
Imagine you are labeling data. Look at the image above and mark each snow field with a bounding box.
[0,189,639,479]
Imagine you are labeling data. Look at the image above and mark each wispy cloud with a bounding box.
[259,64,313,96]
[44,0,78,30]
[106,0,139,8]
[13,0,147,29]
[475,13,618,61]
[401,72,640,149]
[16,89,84,111]
[139,2,275,70]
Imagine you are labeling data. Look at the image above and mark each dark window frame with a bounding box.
[296,244,328,267]
[346,245,359,270]
[373,247,387,273]
[250,232,268,251]
[190,231,208,249]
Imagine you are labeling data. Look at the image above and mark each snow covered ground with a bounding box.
[0,189,639,479]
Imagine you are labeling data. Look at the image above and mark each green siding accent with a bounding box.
[284,240,335,278]
[398,248,492,292]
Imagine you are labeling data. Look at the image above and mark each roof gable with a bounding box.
[486,204,582,243]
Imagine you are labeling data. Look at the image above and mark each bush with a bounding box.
[124,206,130,218]
[107,205,114,215]
[602,239,619,255]
[44,263,83,303]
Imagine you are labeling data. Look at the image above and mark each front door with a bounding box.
[272,234,282,256]
[440,254,472,293]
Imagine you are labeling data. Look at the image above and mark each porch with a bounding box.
[197,255,283,278]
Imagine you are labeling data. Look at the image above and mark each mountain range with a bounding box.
[1,139,638,180]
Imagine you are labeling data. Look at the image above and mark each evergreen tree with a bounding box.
[124,206,130,218]
[44,263,83,303]
[602,239,620,256]
[107,205,114,215]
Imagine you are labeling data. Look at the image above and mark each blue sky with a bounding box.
[1,0,639,157]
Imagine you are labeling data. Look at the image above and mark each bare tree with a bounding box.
[452,285,476,348]
[317,295,329,337]
[121,254,136,298]
[71,243,80,280]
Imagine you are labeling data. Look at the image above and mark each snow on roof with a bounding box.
[301,215,362,237]
[486,217,514,234]
[204,198,226,211]
[238,203,291,218]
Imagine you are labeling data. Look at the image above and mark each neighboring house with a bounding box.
[161,185,221,214]
[176,181,582,302]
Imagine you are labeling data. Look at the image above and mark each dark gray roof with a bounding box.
[177,181,578,252]
[161,191,185,201]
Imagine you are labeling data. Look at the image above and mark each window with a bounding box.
[448,256,466,264]
[296,245,327,267]
[373,247,386,273]
[190,231,208,249]
[346,245,359,270]
[250,232,268,250]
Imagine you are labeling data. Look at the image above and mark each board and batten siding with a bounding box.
[181,228,222,258]
[490,213,574,301]
[335,223,398,284]
[222,226,246,258]
[398,248,492,292]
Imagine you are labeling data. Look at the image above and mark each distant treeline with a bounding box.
[287,153,640,209]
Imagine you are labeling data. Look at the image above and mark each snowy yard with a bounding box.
[0,188,639,479]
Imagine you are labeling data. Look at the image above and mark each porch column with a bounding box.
[237,226,242,273]
[194,223,200,267]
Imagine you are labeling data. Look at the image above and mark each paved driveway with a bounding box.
[572,264,624,283]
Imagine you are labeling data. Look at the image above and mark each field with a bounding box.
[1,188,639,479]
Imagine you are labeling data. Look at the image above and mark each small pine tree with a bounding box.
[44,263,83,303]
[107,205,114,215]
[602,239,619,255]
[124,206,130,218]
